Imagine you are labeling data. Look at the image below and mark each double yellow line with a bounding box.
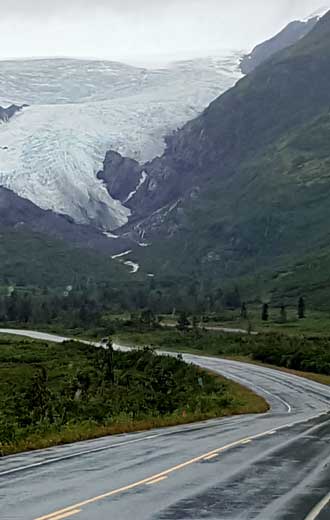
[34,433,260,520]
[35,410,329,520]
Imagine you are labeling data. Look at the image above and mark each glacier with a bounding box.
[0,55,242,229]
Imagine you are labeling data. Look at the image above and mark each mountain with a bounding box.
[0,187,145,288]
[4,13,330,305]
[0,227,132,289]
[0,186,134,255]
[0,55,241,229]
[119,11,330,306]
[240,15,321,74]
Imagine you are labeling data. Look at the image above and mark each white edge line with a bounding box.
[304,491,330,520]
[1,411,328,479]
[0,434,160,477]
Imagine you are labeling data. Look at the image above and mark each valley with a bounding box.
[1,9,329,309]
[3,5,330,520]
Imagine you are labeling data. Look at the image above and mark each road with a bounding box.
[1,329,330,519]
[164,322,258,335]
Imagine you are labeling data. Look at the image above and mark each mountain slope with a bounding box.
[0,227,131,289]
[0,186,135,255]
[125,11,330,305]
[127,10,330,223]
[240,15,320,74]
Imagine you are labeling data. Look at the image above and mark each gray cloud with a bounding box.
[0,1,328,63]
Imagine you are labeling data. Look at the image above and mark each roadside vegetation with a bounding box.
[0,335,267,456]
[3,290,330,457]
[108,302,330,385]
[117,327,330,379]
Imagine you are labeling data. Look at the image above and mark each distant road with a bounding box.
[164,322,258,334]
[1,328,330,520]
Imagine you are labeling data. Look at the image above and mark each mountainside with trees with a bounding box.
[125,11,330,307]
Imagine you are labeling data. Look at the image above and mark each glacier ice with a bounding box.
[0,55,242,229]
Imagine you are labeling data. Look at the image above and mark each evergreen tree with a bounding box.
[241,302,248,320]
[192,316,199,329]
[298,297,306,319]
[280,305,287,323]
[6,291,18,322]
[140,309,156,329]
[104,338,115,384]
[262,303,269,322]
[18,294,32,323]
[40,302,51,324]
[177,312,190,332]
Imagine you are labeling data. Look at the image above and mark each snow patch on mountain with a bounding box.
[0,56,242,228]
[124,171,148,203]
[103,231,119,239]
[124,260,140,274]
[111,250,132,259]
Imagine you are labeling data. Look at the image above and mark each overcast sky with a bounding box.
[0,1,328,64]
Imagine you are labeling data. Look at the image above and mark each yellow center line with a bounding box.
[203,453,219,461]
[33,422,297,520]
[48,509,81,520]
[146,476,168,486]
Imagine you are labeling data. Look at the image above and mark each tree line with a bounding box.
[240,297,306,323]
[0,284,306,333]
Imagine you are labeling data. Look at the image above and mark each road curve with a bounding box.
[1,329,330,519]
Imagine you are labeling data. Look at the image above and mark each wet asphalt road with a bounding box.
[1,330,330,520]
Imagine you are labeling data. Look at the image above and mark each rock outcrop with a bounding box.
[97,150,143,206]
[0,104,28,122]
